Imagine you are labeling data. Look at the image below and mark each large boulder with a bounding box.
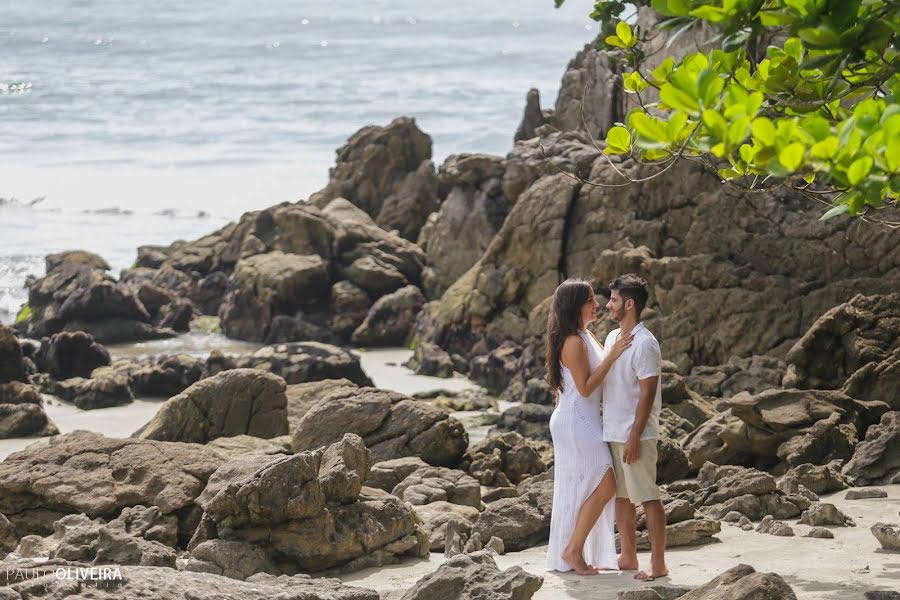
[464,432,547,486]
[365,457,430,492]
[310,117,439,241]
[292,387,468,467]
[36,331,111,379]
[235,342,373,386]
[219,251,330,343]
[784,294,900,408]
[0,381,58,439]
[0,324,28,383]
[0,432,224,539]
[472,471,553,552]
[403,342,455,378]
[45,373,133,410]
[400,549,543,600]
[678,564,798,600]
[413,501,481,552]
[492,403,553,441]
[392,467,481,509]
[843,411,900,485]
[45,250,110,274]
[133,369,289,443]
[351,285,426,346]
[690,464,809,521]
[198,435,428,573]
[285,379,360,431]
[92,354,206,398]
[686,355,785,398]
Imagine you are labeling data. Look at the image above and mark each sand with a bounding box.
[342,484,900,600]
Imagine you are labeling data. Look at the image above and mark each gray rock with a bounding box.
[45,374,133,410]
[846,488,888,500]
[352,285,426,347]
[185,539,278,580]
[799,503,855,527]
[618,586,692,600]
[37,331,110,379]
[392,467,481,508]
[235,342,374,386]
[366,457,430,492]
[804,527,834,539]
[636,518,721,550]
[466,432,547,486]
[400,549,543,600]
[404,342,455,378]
[0,381,58,439]
[843,411,900,486]
[871,522,900,551]
[677,564,797,599]
[756,515,794,537]
[414,502,480,552]
[472,472,552,552]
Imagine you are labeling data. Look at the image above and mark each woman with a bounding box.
[545,278,633,575]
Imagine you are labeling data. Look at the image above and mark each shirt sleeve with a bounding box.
[632,336,662,380]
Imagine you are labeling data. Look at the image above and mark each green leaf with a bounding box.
[810,136,839,160]
[606,126,632,153]
[847,156,873,185]
[691,5,728,22]
[14,303,31,325]
[650,57,675,84]
[606,35,627,48]
[616,21,633,46]
[652,0,690,17]
[660,83,700,115]
[703,109,728,140]
[629,112,671,142]
[783,38,804,64]
[819,204,850,220]
[759,10,795,26]
[779,142,805,171]
[668,111,688,142]
[798,26,840,49]
[751,118,776,146]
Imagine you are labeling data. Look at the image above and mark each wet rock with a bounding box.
[292,387,468,467]
[871,522,900,551]
[414,501,481,551]
[400,549,543,600]
[45,374,133,410]
[756,515,794,537]
[310,117,439,241]
[36,331,110,379]
[153,297,194,332]
[843,411,900,485]
[235,342,373,386]
[470,343,522,395]
[45,250,110,274]
[404,342,455,378]
[799,503,855,527]
[465,432,547,486]
[93,354,206,398]
[327,281,371,339]
[492,403,552,441]
[846,488,888,500]
[352,285,425,346]
[678,564,797,599]
[263,313,343,346]
[0,431,224,538]
[392,467,481,509]
[0,380,58,439]
[365,457,430,492]
[471,471,553,552]
[804,527,834,539]
[134,369,288,443]
[0,324,28,383]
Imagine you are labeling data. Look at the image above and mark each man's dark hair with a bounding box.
[609,274,650,318]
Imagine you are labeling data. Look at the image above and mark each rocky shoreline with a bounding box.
[2,8,900,600]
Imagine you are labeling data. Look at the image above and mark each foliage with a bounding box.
[556,0,899,224]
[14,303,31,325]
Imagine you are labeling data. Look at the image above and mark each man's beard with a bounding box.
[609,307,624,322]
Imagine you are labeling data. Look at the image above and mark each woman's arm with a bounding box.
[560,333,632,397]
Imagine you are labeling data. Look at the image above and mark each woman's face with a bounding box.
[579,289,600,328]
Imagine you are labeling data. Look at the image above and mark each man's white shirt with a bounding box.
[601,322,663,443]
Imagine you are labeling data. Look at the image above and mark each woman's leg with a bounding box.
[561,469,616,575]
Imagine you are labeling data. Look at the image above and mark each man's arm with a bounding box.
[623,376,658,463]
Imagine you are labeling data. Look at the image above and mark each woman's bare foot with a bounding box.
[617,554,639,571]
[634,564,669,581]
[562,547,599,575]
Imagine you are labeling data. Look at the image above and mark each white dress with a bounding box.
[546,330,617,571]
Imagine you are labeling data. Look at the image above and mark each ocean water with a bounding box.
[0,0,596,322]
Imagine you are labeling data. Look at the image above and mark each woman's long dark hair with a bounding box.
[545,278,593,392]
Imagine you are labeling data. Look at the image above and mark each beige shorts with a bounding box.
[609,439,660,504]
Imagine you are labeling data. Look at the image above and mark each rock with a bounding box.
[206,434,292,458]
[45,374,133,410]
[657,437,691,484]
[204,350,237,378]
[0,512,15,553]
[549,42,621,140]
[1,562,380,599]
[515,88,545,142]
[618,586,693,600]
[484,536,505,555]
[342,255,409,297]
[843,411,900,485]
[92,354,206,398]
[199,443,428,573]
[465,432,547,486]
[392,467,481,508]
[292,387,468,467]
[414,501,481,551]
[779,463,849,496]
[310,117,439,241]
[683,411,741,470]
[804,527,834,539]
[464,531,483,553]
[799,503,855,527]
[45,250,110,274]
[0,431,224,539]
[677,564,797,600]
[636,518,721,550]
[400,549,543,600]
[636,499,696,530]
[686,355,785,398]
[492,403,553,441]
[755,515,794,537]
[365,457,430,492]
[404,342,455,378]
[235,342,373,386]
[264,313,343,346]
[352,285,425,346]
[471,471,553,552]
[285,379,359,431]
[784,294,900,408]
[846,488,888,500]
[327,281,371,339]
[871,522,900,551]
[697,464,808,521]
[0,381,58,439]
[37,331,110,379]
[0,324,29,383]
[219,251,330,343]
[444,519,465,558]
[153,298,194,332]
[865,593,900,600]
[186,539,278,580]
[134,369,288,443]
[470,343,523,395]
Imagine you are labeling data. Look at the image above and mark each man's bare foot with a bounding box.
[562,547,599,576]
[634,564,668,581]
[617,554,639,571]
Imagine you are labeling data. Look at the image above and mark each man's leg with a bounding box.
[615,498,639,570]
[637,499,668,580]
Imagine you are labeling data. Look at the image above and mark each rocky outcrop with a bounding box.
[292,387,468,467]
[45,250,111,274]
[472,471,553,552]
[365,457,429,492]
[492,403,553,441]
[0,325,57,439]
[44,373,133,410]
[310,117,439,241]
[464,432,547,487]
[686,355,785,398]
[0,432,224,539]
[843,411,900,485]
[36,331,110,379]
[779,463,848,496]
[392,467,481,509]
[197,434,428,573]
[134,369,289,443]
[400,549,543,600]
[413,501,481,552]
[677,564,798,599]
[92,354,206,398]
[235,342,373,386]
[514,88,546,142]
[327,281,371,338]
[285,379,360,431]
[351,285,425,346]
[403,342,455,378]
[0,324,29,383]
[784,294,900,408]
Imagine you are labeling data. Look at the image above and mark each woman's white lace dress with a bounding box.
[546,330,617,571]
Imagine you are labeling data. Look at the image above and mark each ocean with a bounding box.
[0,0,596,323]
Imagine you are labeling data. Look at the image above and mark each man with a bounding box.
[601,274,667,581]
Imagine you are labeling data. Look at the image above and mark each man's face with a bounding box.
[606,290,627,322]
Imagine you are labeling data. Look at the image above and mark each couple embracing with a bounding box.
[545,274,668,581]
